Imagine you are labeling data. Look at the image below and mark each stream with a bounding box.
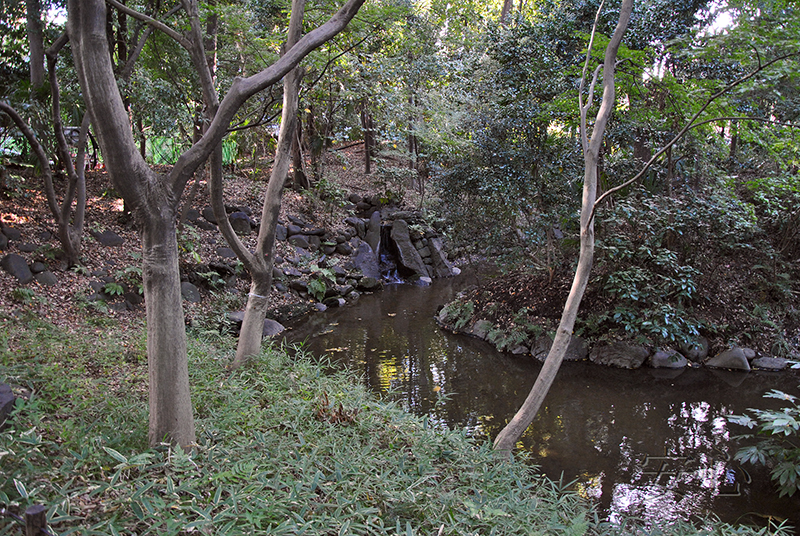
[283,270,800,530]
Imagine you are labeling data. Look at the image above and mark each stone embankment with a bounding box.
[436,301,791,373]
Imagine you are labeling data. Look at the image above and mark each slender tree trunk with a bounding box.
[499,0,513,25]
[26,0,45,88]
[233,0,305,368]
[493,0,632,456]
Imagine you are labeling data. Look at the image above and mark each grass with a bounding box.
[0,312,794,535]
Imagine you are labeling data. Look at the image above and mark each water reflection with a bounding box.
[283,278,800,529]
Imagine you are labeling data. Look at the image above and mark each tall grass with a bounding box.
[0,313,793,535]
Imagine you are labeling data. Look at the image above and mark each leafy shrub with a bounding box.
[438,299,475,330]
[728,388,800,498]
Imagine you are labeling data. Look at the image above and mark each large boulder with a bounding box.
[0,384,15,427]
[752,357,788,371]
[706,348,751,371]
[227,312,285,338]
[427,236,456,278]
[90,229,124,247]
[589,343,650,369]
[470,319,493,340]
[353,242,381,280]
[1,254,33,284]
[390,219,429,278]
[365,211,381,255]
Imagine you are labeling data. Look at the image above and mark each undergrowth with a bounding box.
[0,314,793,535]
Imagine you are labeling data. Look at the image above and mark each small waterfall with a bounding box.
[378,225,404,284]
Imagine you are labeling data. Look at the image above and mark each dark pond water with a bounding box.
[283,271,800,531]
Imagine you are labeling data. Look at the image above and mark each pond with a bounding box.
[283,270,800,530]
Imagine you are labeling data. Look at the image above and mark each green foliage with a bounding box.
[102,281,125,297]
[728,388,800,498]
[178,226,203,264]
[307,277,327,302]
[585,188,773,344]
[438,299,475,331]
[9,288,37,305]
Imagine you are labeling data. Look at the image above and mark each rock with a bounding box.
[201,207,218,224]
[34,271,58,286]
[336,243,353,256]
[307,235,321,250]
[288,215,308,226]
[589,343,650,369]
[356,201,372,213]
[353,242,381,280]
[417,246,431,258]
[751,357,787,371]
[91,230,124,246]
[470,319,493,340]
[510,345,530,355]
[227,312,285,338]
[313,303,328,312]
[217,247,237,259]
[427,236,456,278]
[18,242,36,253]
[289,280,308,292]
[1,254,33,284]
[37,230,52,241]
[124,292,144,308]
[276,224,288,241]
[348,193,362,204]
[283,266,302,277]
[649,349,688,369]
[195,220,217,231]
[180,282,202,303]
[741,348,757,360]
[229,212,252,235]
[0,384,15,427]
[0,234,7,250]
[531,334,588,362]
[357,277,383,292]
[365,211,381,255]
[323,297,346,308]
[272,267,283,280]
[288,235,310,249]
[390,219,429,278]
[30,261,46,274]
[2,226,21,241]
[287,224,304,236]
[415,276,432,286]
[679,336,709,362]
[185,208,201,223]
[705,348,751,371]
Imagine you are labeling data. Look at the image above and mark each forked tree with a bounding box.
[67,0,365,448]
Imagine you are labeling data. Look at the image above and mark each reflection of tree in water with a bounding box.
[283,279,800,527]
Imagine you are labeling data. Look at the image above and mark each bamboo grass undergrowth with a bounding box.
[0,313,793,535]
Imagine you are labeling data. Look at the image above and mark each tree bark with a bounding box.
[493,0,632,456]
[499,0,513,26]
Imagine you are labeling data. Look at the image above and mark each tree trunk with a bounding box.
[493,0,632,456]
[141,210,196,446]
[69,0,197,448]
[26,0,45,88]
[232,0,305,369]
[499,0,513,25]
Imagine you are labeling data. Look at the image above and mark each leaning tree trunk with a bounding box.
[232,0,305,369]
[493,0,632,455]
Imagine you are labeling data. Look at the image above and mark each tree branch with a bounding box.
[105,0,191,50]
[590,50,800,220]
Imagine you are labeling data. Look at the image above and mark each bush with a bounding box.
[728,387,800,498]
